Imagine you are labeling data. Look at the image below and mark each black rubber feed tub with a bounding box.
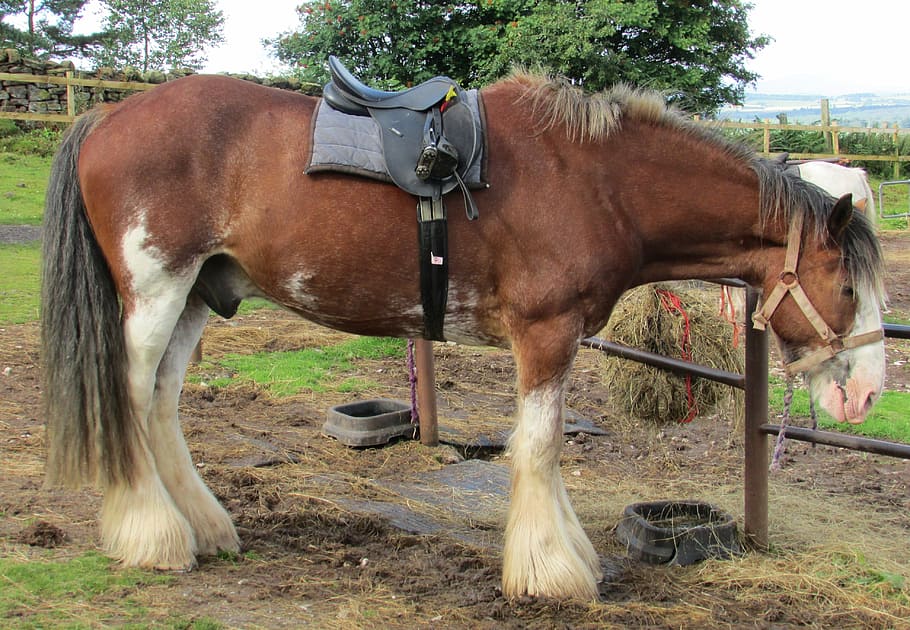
[615,500,741,565]
[323,399,416,447]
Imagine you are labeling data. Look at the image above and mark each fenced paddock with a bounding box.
[1,61,899,627]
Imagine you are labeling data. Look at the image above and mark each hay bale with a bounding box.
[599,283,744,424]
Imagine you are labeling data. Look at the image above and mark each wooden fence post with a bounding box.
[65,71,75,119]
[894,124,901,180]
[820,98,832,153]
[414,339,439,446]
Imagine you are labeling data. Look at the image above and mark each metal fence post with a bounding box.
[743,285,769,549]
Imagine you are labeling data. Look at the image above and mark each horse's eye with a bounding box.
[841,285,855,299]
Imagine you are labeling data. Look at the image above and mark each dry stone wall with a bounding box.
[0,49,319,119]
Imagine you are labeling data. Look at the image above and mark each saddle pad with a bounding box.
[306,89,486,189]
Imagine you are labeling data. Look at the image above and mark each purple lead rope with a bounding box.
[770,379,794,471]
[407,339,418,425]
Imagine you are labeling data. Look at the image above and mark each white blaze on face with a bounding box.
[807,287,885,423]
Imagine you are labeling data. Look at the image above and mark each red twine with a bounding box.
[656,288,698,423]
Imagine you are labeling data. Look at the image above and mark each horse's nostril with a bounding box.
[863,393,875,414]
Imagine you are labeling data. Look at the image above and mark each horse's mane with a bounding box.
[752,158,885,302]
[504,70,885,301]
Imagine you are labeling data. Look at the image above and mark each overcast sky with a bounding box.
[745,0,906,95]
[75,0,908,96]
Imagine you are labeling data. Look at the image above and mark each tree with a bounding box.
[268,0,515,90]
[95,0,224,72]
[488,0,769,113]
[269,0,768,114]
[0,0,105,59]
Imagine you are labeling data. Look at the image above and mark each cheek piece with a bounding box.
[750,213,883,376]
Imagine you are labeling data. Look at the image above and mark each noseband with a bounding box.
[751,213,884,376]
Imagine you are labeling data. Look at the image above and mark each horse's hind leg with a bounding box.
[502,317,602,600]
[147,293,239,557]
[101,283,199,569]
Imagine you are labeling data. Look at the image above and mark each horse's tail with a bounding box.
[41,107,136,489]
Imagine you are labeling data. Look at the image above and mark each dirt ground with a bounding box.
[2,233,910,628]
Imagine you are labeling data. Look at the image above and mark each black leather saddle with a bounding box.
[323,56,480,218]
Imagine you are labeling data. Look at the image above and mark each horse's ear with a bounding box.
[828,193,853,241]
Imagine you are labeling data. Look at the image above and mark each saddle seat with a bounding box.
[324,55,456,116]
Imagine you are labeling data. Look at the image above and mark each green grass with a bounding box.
[0,551,172,626]
[870,175,909,227]
[0,242,41,324]
[769,378,910,443]
[828,551,910,606]
[215,336,406,397]
[0,152,51,225]
[236,297,281,314]
[884,313,910,326]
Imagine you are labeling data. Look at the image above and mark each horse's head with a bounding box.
[754,193,886,424]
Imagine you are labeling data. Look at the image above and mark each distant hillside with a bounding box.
[718,93,910,127]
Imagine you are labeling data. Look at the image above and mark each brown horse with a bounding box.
[41,71,885,601]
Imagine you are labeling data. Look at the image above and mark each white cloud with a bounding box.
[201,0,302,75]
[68,0,301,74]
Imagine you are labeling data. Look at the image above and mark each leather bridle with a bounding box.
[751,213,884,376]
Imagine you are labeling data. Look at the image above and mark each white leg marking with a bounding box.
[502,381,601,600]
[100,220,200,569]
[149,295,239,556]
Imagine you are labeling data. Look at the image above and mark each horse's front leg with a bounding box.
[502,318,602,600]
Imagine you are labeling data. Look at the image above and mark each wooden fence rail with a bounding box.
[0,71,156,122]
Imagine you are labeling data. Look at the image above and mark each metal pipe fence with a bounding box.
[581,282,910,549]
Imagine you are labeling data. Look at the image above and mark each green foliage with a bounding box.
[0,118,20,138]
[94,0,225,72]
[216,336,406,396]
[0,127,62,157]
[270,0,767,113]
[0,0,106,59]
[841,133,910,179]
[829,551,910,605]
[486,0,767,113]
[0,242,41,323]
[719,122,909,180]
[0,551,172,624]
[0,152,50,224]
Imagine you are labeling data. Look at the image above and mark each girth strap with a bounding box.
[417,196,448,341]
